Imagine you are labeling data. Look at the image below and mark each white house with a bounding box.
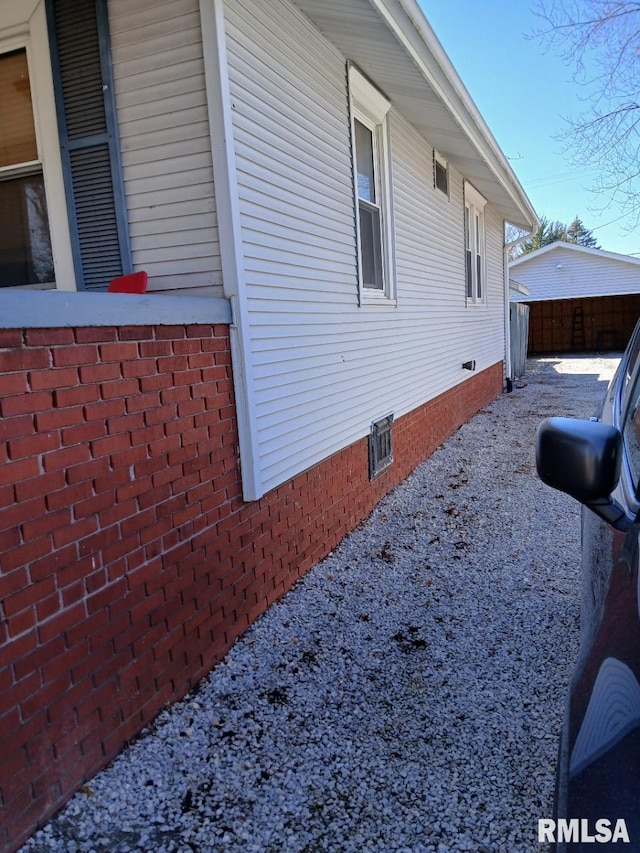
[510,241,640,353]
[0,1,537,848]
[1,0,537,501]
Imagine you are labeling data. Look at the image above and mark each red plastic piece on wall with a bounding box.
[107,271,148,294]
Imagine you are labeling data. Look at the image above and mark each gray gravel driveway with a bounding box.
[22,355,620,853]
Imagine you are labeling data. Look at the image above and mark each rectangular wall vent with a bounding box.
[369,413,394,479]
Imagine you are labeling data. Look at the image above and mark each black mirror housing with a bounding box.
[536,417,623,504]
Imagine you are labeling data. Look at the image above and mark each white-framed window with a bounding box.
[0,44,54,289]
[434,150,449,197]
[464,181,487,305]
[349,65,395,304]
[0,6,75,291]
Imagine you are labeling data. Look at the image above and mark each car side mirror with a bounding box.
[536,417,630,531]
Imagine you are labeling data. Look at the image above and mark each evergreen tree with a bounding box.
[519,216,567,254]
[516,214,600,256]
[566,216,600,248]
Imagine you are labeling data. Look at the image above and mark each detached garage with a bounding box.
[509,242,640,354]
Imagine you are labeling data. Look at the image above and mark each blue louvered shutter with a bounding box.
[46,0,131,291]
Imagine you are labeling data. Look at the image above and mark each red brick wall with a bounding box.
[0,323,502,852]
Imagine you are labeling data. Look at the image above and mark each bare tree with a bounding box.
[505,223,534,260]
[533,1,640,225]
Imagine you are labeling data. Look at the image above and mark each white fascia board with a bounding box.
[515,289,640,303]
[510,240,640,269]
[370,0,537,232]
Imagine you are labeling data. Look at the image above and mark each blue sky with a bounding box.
[419,0,640,256]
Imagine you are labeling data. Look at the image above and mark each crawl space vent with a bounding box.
[369,414,394,479]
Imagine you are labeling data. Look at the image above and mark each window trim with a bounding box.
[348,64,396,306]
[0,16,75,291]
[464,180,487,306]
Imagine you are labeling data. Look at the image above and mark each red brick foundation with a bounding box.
[0,323,502,852]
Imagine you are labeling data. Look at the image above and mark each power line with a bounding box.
[589,212,633,231]
[523,168,598,189]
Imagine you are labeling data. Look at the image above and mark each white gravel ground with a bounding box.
[21,355,620,853]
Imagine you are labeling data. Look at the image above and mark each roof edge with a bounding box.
[380,0,537,231]
[510,240,640,268]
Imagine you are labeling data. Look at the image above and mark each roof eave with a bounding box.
[510,240,640,268]
[382,0,537,230]
[293,0,537,232]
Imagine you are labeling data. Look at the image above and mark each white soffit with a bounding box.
[292,0,537,231]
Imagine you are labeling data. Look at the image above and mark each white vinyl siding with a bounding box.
[390,111,505,403]
[108,0,222,295]
[511,246,640,303]
[225,0,507,494]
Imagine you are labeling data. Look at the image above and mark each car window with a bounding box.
[621,324,640,417]
[623,370,640,490]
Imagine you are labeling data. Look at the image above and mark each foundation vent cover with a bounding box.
[369,414,394,479]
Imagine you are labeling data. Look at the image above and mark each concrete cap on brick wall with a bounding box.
[0,291,232,328]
